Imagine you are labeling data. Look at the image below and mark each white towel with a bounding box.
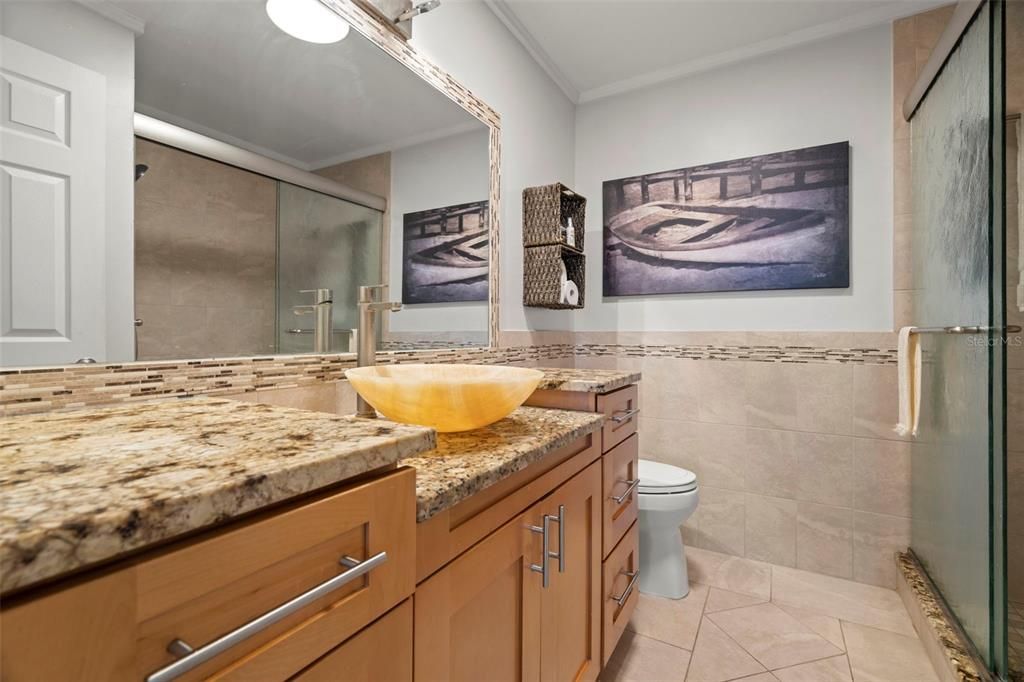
[895,326,921,437]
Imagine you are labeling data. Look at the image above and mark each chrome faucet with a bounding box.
[356,285,402,418]
[293,288,333,354]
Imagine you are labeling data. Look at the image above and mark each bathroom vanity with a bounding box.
[0,369,640,681]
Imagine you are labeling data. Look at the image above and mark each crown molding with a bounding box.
[74,1,145,35]
[577,1,947,104]
[484,0,580,104]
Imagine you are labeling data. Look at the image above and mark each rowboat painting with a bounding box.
[402,200,489,304]
[603,142,850,296]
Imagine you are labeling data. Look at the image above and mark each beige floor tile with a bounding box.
[629,584,709,650]
[734,675,779,682]
[771,566,915,636]
[705,587,767,613]
[686,618,767,682]
[774,603,846,651]
[603,630,691,682]
[687,547,772,600]
[842,622,938,682]
[708,603,843,670]
[773,655,852,682]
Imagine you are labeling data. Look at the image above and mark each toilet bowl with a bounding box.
[637,459,699,599]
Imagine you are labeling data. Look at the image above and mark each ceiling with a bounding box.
[112,0,484,170]
[487,0,949,103]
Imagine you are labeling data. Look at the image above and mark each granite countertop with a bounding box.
[536,367,641,393]
[0,397,436,594]
[402,406,606,522]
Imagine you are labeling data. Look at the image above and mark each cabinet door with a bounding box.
[538,460,602,682]
[414,510,543,682]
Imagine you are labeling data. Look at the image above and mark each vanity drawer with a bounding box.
[597,385,639,452]
[292,599,412,682]
[602,522,639,665]
[603,433,639,558]
[136,468,415,681]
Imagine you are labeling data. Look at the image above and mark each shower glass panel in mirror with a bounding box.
[0,0,490,368]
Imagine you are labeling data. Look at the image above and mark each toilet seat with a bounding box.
[638,459,697,494]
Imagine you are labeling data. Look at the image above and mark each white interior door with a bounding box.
[0,35,106,367]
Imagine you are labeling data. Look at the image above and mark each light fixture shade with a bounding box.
[266,0,350,44]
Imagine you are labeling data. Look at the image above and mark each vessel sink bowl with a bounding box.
[344,364,544,432]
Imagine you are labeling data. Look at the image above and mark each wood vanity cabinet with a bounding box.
[525,383,642,665]
[0,468,416,682]
[414,460,601,682]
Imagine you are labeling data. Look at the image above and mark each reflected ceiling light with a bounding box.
[266,0,350,44]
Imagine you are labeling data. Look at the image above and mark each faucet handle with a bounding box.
[358,284,390,303]
[298,288,333,304]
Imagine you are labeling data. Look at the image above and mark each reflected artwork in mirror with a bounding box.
[0,0,498,368]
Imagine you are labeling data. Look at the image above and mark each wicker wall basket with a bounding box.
[522,183,586,252]
[523,245,585,310]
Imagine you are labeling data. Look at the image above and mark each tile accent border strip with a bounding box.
[895,551,991,682]
[573,343,898,364]
[0,340,899,417]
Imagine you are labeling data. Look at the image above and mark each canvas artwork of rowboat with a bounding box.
[402,200,489,303]
[603,141,850,296]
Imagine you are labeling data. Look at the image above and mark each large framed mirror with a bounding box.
[0,0,499,368]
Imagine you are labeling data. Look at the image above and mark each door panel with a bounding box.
[414,510,542,682]
[0,36,106,365]
[539,461,601,682]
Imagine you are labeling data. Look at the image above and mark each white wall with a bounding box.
[1,2,136,357]
[573,25,893,331]
[389,127,490,333]
[411,2,577,332]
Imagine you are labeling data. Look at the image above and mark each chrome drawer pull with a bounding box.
[528,505,565,588]
[145,551,388,682]
[610,569,640,606]
[610,407,640,423]
[610,479,640,505]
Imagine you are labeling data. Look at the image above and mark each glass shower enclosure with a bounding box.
[276,182,384,355]
[907,0,1007,676]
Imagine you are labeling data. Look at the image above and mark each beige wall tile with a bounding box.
[797,503,854,579]
[640,356,701,421]
[256,384,337,413]
[697,486,746,556]
[696,361,749,425]
[794,433,853,507]
[852,511,910,589]
[694,422,746,490]
[745,494,797,567]
[745,428,799,499]
[852,438,911,517]
[852,363,907,441]
[336,380,358,415]
[639,417,701,475]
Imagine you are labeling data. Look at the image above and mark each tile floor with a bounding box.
[602,547,938,682]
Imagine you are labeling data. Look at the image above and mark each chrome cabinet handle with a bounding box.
[528,505,566,587]
[610,407,640,423]
[552,505,565,574]
[610,479,640,505]
[145,551,387,682]
[610,569,640,606]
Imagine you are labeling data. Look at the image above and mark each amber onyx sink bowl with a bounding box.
[344,364,544,432]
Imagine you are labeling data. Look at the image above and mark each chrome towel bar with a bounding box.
[912,325,1022,334]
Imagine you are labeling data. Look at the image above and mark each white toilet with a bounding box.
[637,459,699,599]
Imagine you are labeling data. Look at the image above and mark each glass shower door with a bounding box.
[276,182,383,355]
[909,0,1006,673]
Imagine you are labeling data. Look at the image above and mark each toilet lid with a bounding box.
[638,459,698,494]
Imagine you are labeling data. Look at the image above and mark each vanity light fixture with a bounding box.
[266,0,350,44]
